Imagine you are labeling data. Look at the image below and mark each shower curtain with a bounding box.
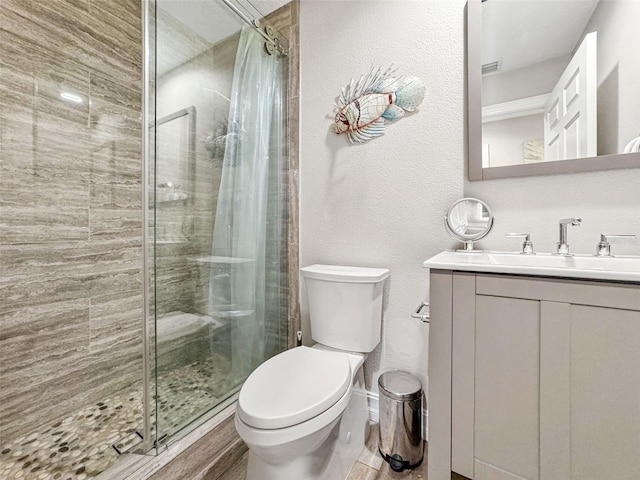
[209,26,284,381]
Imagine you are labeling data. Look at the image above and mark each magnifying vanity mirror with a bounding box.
[467,0,640,180]
[445,197,494,252]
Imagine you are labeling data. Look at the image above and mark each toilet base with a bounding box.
[247,391,369,480]
[243,372,369,480]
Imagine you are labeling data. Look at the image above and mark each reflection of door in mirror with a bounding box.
[480,0,640,168]
[544,32,597,162]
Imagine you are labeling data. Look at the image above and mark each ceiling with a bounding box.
[482,0,601,73]
[156,0,290,76]
[159,0,290,45]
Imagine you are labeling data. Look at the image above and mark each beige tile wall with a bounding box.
[284,0,301,349]
[0,0,144,441]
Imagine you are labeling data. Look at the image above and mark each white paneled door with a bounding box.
[544,32,597,161]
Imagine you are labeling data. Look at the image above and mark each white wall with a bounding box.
[465,169,640,256]
[483,113,544,167]
[299,0,640,402]
[300,0,467,394]
[482,55,567,106]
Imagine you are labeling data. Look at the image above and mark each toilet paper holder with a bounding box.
[411,302,430,323]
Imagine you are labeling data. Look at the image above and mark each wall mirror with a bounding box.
[467,0,640,180]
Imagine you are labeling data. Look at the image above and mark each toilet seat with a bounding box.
[237,346,352,430]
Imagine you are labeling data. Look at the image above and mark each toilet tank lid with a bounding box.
[300,264,389,283]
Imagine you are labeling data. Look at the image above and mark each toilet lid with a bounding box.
[237,346,352,430]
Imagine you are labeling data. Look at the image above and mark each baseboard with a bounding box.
[366,391,429,441]
[366,391,380,423]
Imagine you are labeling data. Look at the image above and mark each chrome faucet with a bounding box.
[506,233,534,254]
[595,233,636,257]
[556,217,582,255]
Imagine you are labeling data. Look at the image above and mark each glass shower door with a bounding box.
[150,0,289,446]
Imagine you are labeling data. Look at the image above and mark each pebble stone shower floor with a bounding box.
[0,357,233,480]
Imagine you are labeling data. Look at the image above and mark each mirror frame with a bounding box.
[467,0,640,181]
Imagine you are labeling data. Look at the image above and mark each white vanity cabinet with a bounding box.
[428,270,640,480]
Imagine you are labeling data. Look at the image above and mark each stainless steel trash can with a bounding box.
[378,371,424,472]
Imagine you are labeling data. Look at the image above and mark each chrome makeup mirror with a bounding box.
[467,0,640,180]
[445,197,494,252]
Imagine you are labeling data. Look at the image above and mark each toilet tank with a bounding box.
[300,265,389,353]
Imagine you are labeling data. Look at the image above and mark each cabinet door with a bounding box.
[535,302,640,480]
[441,272,640,480]
[562,305,640,479]
[428,270,454,480]
[539,302,571,480]
[474,295,540,480]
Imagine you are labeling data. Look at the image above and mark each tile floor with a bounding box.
[0,357,232,480]
[0,391,144,480]
[348,424,428,480]
[219,423,430,480]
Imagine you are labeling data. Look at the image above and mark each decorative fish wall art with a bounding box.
[332,66,426,144]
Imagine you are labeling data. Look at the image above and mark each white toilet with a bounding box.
[235,264,389,480]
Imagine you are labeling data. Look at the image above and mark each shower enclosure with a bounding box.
[0,0,292,477]
[148,0,291,448]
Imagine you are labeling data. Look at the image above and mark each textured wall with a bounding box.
[465,169,640,256]
[299,0,640,402]
[299,0,467,393]
[468,1,640,252]
[0,0,143,440]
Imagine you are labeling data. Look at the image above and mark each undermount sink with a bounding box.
[423,250,640,282]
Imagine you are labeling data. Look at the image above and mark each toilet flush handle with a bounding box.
[411,302,430,323]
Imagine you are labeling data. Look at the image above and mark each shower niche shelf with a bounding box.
[157,190,188,203]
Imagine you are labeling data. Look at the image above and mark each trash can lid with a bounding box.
[378,371,422,401]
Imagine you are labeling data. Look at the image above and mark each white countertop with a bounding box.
[423,250,640,283]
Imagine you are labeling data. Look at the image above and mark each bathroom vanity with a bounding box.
[424,251,640,480]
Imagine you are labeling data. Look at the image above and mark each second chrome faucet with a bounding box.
[556,217,582,255]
